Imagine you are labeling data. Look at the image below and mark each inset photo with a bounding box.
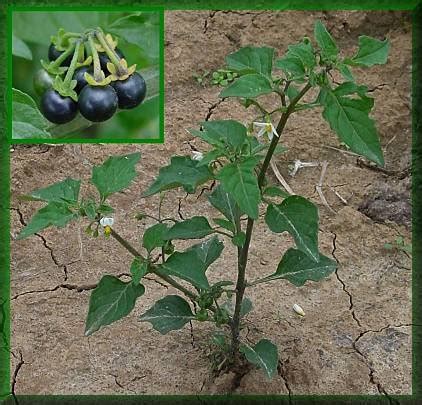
[9,8,163,141]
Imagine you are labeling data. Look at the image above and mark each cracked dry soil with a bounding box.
[10,11,412,396]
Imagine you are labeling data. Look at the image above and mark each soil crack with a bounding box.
[367,83,388,92]
[354,323,413,346]
[11,273,131,300]
[109,373,138,394]
[203,11,216,34]
[11,350,25,403]
[177,194,188,220]
[331,232,362,328]
[11,207,81,281]
[205,99,224,121]
[351,323,414,404]
[352,335,400,404]
[278,359,292,404]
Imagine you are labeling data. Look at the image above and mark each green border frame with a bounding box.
[7,5,165,144]
[1,1,421,404]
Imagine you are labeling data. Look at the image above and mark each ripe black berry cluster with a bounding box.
[34,28,147,125]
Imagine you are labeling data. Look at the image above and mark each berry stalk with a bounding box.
[87,34,103,82]
[62,40,82,85]
[95,30,127,75]
[50,43,76,68]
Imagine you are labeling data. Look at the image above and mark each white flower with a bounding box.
[192,151,204,161]
[253,121,279,142]
[292,303,305,317]
[100,217,114,227]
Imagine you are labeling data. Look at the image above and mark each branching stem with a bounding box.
[109,228,198,301]
[230,82,312,360]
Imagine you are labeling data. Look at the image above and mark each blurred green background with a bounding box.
[12,11,161,140]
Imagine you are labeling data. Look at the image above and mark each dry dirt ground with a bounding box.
[10,11,412,397]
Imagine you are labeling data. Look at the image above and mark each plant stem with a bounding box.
[154,269,197,300]
[63,41,81,85]
[62,32,81,40]
[50,43,76,68]
[230,82,312,359]
[87,34,102,82]
[109,228,198,301]
[95,30,127,75]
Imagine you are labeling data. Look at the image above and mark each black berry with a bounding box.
[112,72,146,109]
[73,66,92,93]
[40,89,78,124]
[78,85,118,122]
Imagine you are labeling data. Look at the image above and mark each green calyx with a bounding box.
[106,59,137,81]
[94,29,137,81]
[52,76,78,101]
[52,40,82,101]
[50,28,81,51]
[84,70,112,86]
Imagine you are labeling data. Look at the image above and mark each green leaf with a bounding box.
[275,56,305,79]
[139,295,194,334]
[331,82,374,112]
[143,156,213,197]
[213,218,235,233]
[240,297,253,317]
[158,236,223,290]
[188,128,223,148]
[219,74,273,99]
[345,36,390,67]
[232,232,246,247]
[222,296,252,317]
[201,120,247,149]
[196,149,224,167]
[207,184,240,226]
[158,247,209,289]
[13,12,120,46]
[85,275,145,336]
[286,40,316,70]
[108,12,160,64]
[338,64,354,82]
[16,202,77,240]
[225,46,274,78]
[286,84,300,101]
[187,235,224,268]
[98,204,114,215]
[83,201,97,220]
[265,196,319,261]
[319,87,384,166]
[165,216,214,240]
[314,20,339,61]
[12,89,51,139]
[216,157,261,219]
[275,39,316,79]
[143,223,170,253]
[21,178,81,204]
[130,257,148,285]
[266,248,337,286]
[263,186,290,199]
[12,34,32,60]
[91,153,141,200]
[240,339,278,379]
